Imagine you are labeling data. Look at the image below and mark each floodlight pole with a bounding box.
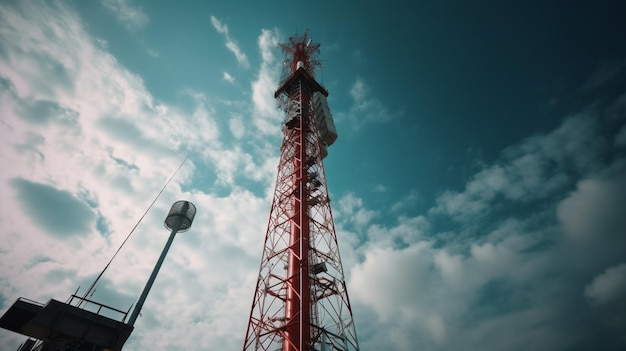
[127,219,181,326]
[127,200,196,326]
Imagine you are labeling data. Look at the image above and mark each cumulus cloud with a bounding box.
[431,114,606,221]
[557,171,626,241]
[349,243,448,347]
[210,15,250,68]
[336,192,378,229]
[0,2,279,350]
[585,263,626,305]
[345,101,626,350]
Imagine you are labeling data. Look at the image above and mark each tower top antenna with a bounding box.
[279,29,321,77]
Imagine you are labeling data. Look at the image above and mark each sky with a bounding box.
[1,0,625,350]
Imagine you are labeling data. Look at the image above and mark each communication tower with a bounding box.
[242,31,359,351]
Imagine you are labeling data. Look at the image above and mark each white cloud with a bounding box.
[226,42,249,67]
[223,71,235,84]
[346,101,626,350]
[557,172,626,241]
[390,190,420,212]
[250,28,282,135]
[365,215,428,249]
[350,78,366,102]
[101,0,149,31]
[336,77,394,130]
[434,250,464,289]
[228,114,245,139]
[0,2,278,350]
[432,114,605,221]
[336,193,378,229]
[585,263,626,305]
[349,243,447,344]
[210,15,228,34]
[210,15,250,68]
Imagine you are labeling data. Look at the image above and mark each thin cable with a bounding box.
[79,154,190,304]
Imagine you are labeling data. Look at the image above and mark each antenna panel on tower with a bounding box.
[314,93,338,147]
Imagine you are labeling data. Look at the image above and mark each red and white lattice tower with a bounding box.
[242,31,360,351]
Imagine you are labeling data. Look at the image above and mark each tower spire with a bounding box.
[242,32,359,351]
[279,29,321,76]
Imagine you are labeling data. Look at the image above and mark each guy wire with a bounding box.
[78,154,190,306]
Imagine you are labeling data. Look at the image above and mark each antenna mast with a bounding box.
[242,30,359,351]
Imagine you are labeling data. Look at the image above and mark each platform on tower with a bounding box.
[275,65,328,98]
[0,296,133,351]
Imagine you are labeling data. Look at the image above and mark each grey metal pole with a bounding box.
[127,216,182,326]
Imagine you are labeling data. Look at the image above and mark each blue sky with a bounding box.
[1,1,625,350]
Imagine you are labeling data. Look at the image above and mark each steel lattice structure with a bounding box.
[242,31,359,351]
